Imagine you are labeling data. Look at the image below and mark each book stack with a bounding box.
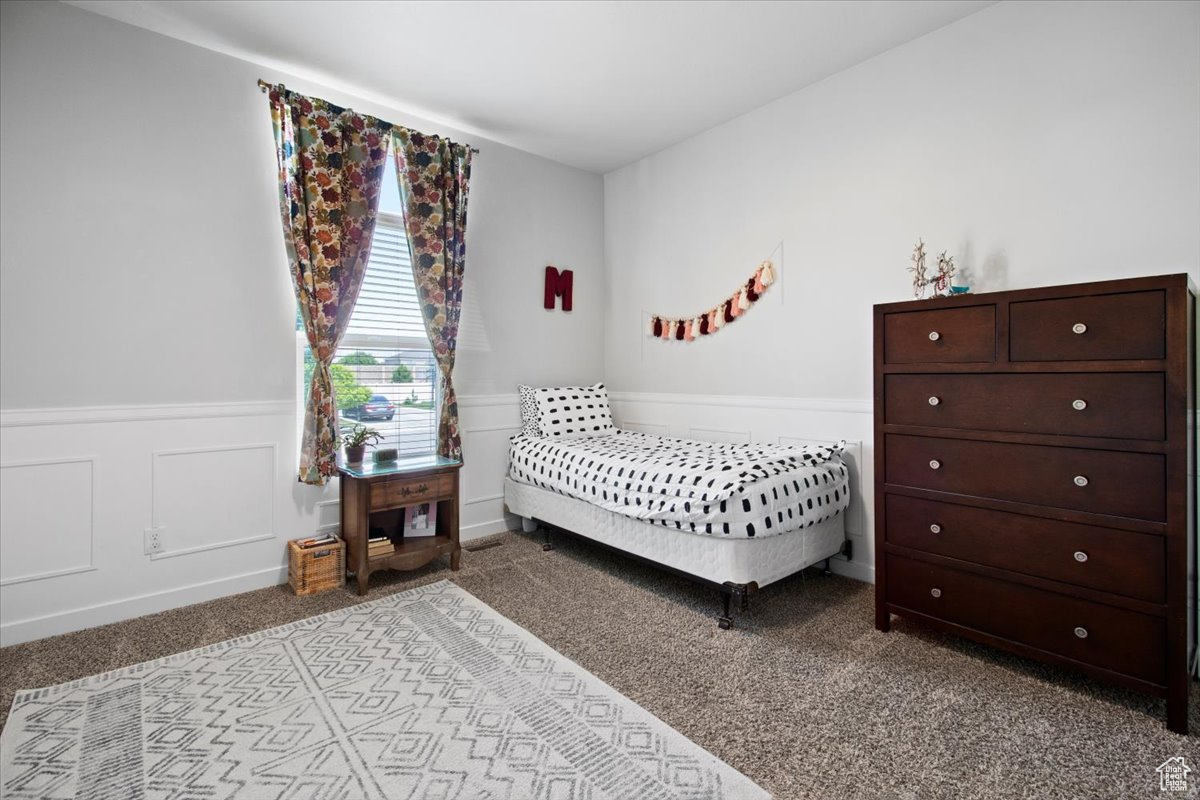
[367,535,394,559]
[295,534,337,552]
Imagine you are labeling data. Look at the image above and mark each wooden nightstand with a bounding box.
[338,455,462,595]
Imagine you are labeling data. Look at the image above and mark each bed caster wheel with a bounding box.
[542,542,554,552]
[718,617,732,630]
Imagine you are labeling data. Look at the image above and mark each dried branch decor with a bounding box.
[647,261,775,342]
[908,240,928,299]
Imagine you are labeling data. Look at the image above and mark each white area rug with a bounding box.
[0,580,767,799]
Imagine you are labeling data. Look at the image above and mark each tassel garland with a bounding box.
[647,260,775,343]
[760,261,774,286]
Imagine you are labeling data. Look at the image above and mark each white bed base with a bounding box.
[504,478,846,626]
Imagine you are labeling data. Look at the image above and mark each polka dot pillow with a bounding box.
[517,384,541,437]
[534,383,615,439]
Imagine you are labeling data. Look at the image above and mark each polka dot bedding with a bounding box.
[508,430,849,539]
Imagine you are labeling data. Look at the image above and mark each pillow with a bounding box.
[534,383,615,439]
[517,384,541,437]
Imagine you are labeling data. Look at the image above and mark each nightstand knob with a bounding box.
[928,331,941,341]
[1072,399,1087,411]
[930,588,942,599]
[929,523,942,534]
[1072,322,1087,335]
[929,459,941,470]
[1074,550,1089,563]
[1074,626,1088,639]
[928,396,941,406]
[1073,475,1089,487]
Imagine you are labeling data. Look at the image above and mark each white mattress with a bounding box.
[508,430,849,539]
[504,478,845,587]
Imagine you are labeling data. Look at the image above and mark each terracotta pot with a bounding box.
[345,445,366,464]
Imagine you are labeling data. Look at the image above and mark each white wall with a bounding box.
[0,0,601,644]
[604,0,1200,399]
[603,0,1200,583]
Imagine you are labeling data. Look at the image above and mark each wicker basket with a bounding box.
[288,538,345,596]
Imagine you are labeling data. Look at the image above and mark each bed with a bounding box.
[504,429,851,627]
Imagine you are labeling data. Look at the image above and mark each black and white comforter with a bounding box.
[508,430,849,539]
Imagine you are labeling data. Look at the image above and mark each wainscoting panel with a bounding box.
[314,499,341,533]
[0,457,95,586]
[688,427,752,444]
[620,420,670,436]
[150,443,277,560]
[0,392,871,645]
[458,397,523,539]
[0,406,331,645]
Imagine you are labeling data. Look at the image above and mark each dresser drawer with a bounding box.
[884,373,1165,440]
[885,495,1166,602]
[370,474,452,510]
[1009,291,1165,362]
[883,305,996,364]
[884,434,1165,521]
[885,554,1166,684]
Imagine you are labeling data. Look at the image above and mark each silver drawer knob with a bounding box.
[1072,323,1087,335]
[929,459,941,470]
[930,588,942,598]
[929,523,942,534]
[928,396,941,406]
[928,331,941,341]
[1073,475,1089,487]
[1074,626,1088,639]
[1074,551,1088,563]
[1072,399,1087,411]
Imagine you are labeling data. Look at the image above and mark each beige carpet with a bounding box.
[1,530,1195,799]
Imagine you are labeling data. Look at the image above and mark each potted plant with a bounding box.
[342,425,383,464]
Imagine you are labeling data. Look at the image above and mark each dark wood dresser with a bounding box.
[873,274,1196,733]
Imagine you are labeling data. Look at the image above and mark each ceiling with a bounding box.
[67,0,994,173]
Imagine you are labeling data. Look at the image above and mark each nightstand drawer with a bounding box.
[885,495,1165,602]
[884,434,1166,521]
[1009,291,1165,362]
[370,474,452,510]
[883,305,996,364]
[885,554,1166,685]
[884,372,1165,440]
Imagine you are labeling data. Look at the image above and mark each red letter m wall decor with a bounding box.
[544,266,573,311]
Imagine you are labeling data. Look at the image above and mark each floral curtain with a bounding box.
[393,128,474,461]
[269,86,392,484]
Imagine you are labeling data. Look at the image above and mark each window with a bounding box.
[296,157,437,458]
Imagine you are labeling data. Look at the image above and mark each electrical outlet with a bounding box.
[144,528,163,555]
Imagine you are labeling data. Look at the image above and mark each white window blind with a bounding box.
[345,215,428,342]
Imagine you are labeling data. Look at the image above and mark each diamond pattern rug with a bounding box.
[0,580,767,799]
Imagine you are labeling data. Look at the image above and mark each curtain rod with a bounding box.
[257,79,479,154]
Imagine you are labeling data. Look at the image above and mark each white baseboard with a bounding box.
[0,565,289,647]
[830,557,875,584]
[461,516,517,542]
